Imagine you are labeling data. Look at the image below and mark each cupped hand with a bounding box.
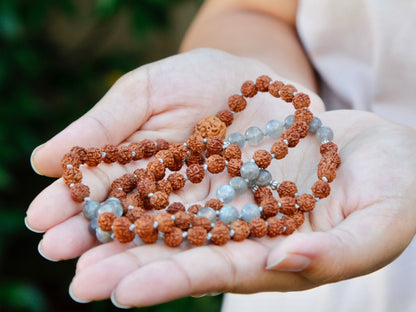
[26,48,416,308]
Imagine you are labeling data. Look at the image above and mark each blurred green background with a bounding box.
[0,0,223,311]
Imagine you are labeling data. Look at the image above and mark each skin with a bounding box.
[27,0,416,308]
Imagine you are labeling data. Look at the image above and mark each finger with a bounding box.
[266,199,416,283]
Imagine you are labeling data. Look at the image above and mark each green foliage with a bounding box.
[0,0,223,311]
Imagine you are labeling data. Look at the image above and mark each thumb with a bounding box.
[266,204,414,284]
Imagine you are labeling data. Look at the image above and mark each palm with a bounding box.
[27,49,416,307]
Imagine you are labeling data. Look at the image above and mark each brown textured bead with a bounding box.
[128,142,145,160]
[187,134,205,153]
[281,129,300,148]
[164,227,183,247]
[126,207,145,223]
[296,194,316,213]
[292,92,311,109]
[253,150,272,169]
[249,218,268,238]
[147,159,166,181]
[156,179,173,196]
[121,194,144,210]
[294,108,314,125]
[155,139,170,151]
[256,75,272,92]
[174,211,194,230]
[187,226,207,246]
[205,199,223,211]
[169,143,188,162]
[241,80,257,97]
[167,202,186,214]
[312,180,331,199]
[61,153,82,169]
[193,116,227,139]
[277,181,298,198]
[206,136,223,155]
[270,141,288,159]
[188,204,202,215]
[150,191,169,210]
[167,173,186,191]
[279,84,297,102]
[134,215,158,244]
[169,159,184,171]
[320,142,338,155]
[254,187,273,205]
[267,217,285,237]
[98,212,117,231]
[117,145,133,165]
[108,188,127,200]
[154,212,174,233]
[84,147,102,167]
[318,158,337,182]
[101,144,119,163]
[155,150,175,168]
[268,80,284,97]
[230,220,250,241]
[186,164,205,184]
[192,217,212,231]
[134,168,155,182]
[291,121,309,138]
[113,217,135,243]
[70,183,90,202]
[260,197,279,218]
[278,196,296,215]
[185,152,205,166]
[111,173,137,193]
[228,94,247,112]
[140,139,158,158]
[70,146,87,162]
[137,178,156,198]
[291,210,305,227]
[282,216,297,235]
[62,167,82,186]
[216,110,234,126]
[227,158,243,177]
[324,152,342,168]
[206,155,226,174]
[223,144,241,161]
[210,222,230,246]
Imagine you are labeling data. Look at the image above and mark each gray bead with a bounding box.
[317,126,334,144]
[241,204,261,222]
[265,120,283,138]
[229,177,248,196]
[97,198,123,217]
[219,205,240,224]
[88,218,99,235]
[197,207,217,223]
[284,115,295,129]
[308,117,322,134]
[216,184,236,203]
[240,162,260,180]
[96,228,113,243]
[228,132,246,148]
[255,169,272,187]
[245,127,264,145]
[83,200,100,220]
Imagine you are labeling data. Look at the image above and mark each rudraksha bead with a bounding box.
[137,178,157,198]
[320,142,338,155]
[230,220,250,241]
[260,197,279,218]
[187,226,207,246]
[210,222,230,246]
[167,173,186,191]
[312,180,331,199]
[227,158,243,177]
[112,217,135,243]
[291,210,305,227]
[206,136,223,155]
[70,183,90,202]
[140,139,158,158]
[70,146,87,161]
[291,121,309,138]
[164,227,183,247]
[111,173,137,193]
[108,188,126,200]
[277,181,298,198]
[296,194,315,212]
[146,159,166,181]
[185,152,205,166]
[155,150,175,168]
[241,80,257,97]
[61,153,82,169]
[156,179,173,196]
[270,141,288,159]
[223,144,241,161]
[186,164,205,184]
[267,217,285,237]
[174,211,194,230]
[253,150,272,169]
[193,116,227,139]
[188,204,202,215]
[318,159,337,182]
[150,191,169,210]
[166,202,186,214]
[169,143,188,162]
[97,212,117,231]
[268,80,284,97]
[292,92,311,109]
[121,194,144,210]
[256,75,272,92]
[154,212,174,233]
[101,144,119,163]
[117,145,133,165]
[128,142,145,160]
[134,168,155,182]
[294,108,314,125]
[155,138,170,151]
[281,129,301,148]
[62,167,82,186]
[282,216,297,235]
[254,187,273,205]
[279,84,297,102]
[249,218,268,238]
[216,110,234,126]
[187,134,205,153]
[205,199,223,211]
[84,147,102,167]
[206,155,226,174]
[192,217,212,231]
[134,215,158,244]
[125,207,145,223]
[278,196,296,215]
[168,159,184,171]
[228,94,247,112]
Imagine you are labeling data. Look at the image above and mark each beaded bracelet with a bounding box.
[61,75,341,247]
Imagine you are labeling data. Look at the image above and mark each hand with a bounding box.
[26,49,416,308]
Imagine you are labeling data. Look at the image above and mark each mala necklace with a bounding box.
[61,75,341,247]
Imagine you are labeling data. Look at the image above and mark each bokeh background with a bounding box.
[0,0,223,311]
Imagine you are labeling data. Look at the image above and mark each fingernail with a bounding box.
[266,253,311,272]
[69,283,90,304]
[24,217,45,233]
[30,144,45,175]
[38,240,58,262]
[111,291,132,309]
